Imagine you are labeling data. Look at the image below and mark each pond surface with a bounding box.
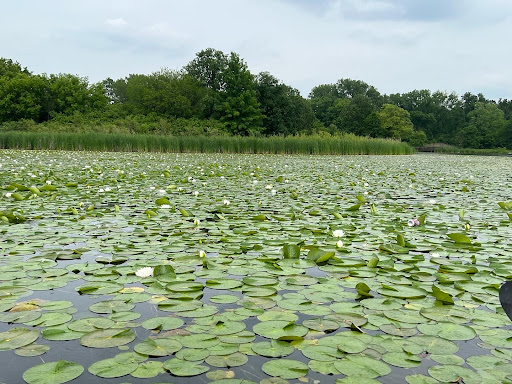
[1,151,512,384]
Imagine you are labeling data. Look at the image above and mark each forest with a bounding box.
[1,48,511,149]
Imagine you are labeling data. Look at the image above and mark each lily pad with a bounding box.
[23,360,84,384]
[261,359,308,379]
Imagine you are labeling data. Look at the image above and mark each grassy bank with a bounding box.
[0,131,414,155]
[434,145,510,156]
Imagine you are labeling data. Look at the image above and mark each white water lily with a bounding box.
[271,189,277,195]
[135,267,154,278]
[408,218,420,227]
[198,250,206,258]
[336,240,344,248]
[192,191,199,196]
[223,199,230,206]
[194,219,200,226]
[160,204,171,209]
[332,230,345,238]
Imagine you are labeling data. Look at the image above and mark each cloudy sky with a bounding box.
[2,0,511,99]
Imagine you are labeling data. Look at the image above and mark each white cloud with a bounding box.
[105,17,127,27]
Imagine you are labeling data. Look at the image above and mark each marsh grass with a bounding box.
[435,145,510,156]
[0,131,414,155]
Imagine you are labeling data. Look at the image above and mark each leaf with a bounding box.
[134,337,182,356]
[205,352,248,368]
[15,343,50,357]
[447,233,472,244]
[346,203,361,211]
[88,358,138,378]
[163,358,209,376]
[0,327,39,350]
[333,356,391,379]
[356,282,373,298]
[154,265,176,280]
[366,256,379,268]
[251,340,295,357]
[23,360,84,384]
[432,285,454,305]
[80,328,136,348]
[282,244,300,259]
[261,359,308,379]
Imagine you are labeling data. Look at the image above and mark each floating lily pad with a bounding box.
[163,358,209,376]
[23,360,84,384]
[0,327,39,350]
[261,359,308,379]
[80,328,135,348]
[88,357,138,378]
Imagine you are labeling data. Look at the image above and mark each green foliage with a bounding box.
[1,51,511,150]
[376,104,426,146]
[456,102,507,148]
[0,131,413,154]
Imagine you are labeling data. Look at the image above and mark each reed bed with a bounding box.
[0,131,414,155]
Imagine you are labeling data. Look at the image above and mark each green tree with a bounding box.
[215,52,262,135]
[456,102,506,148]
[376,104,426,145]
[256,72,313,135]
[0,73,46,122]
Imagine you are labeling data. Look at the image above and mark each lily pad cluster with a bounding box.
[0,150,512,383]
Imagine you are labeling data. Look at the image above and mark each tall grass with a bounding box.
[0,131,414,155]
[435,145,510,156]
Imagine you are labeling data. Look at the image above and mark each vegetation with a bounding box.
[0,131,413,155]
[434,145,510,156]
[1,51,512,149]
[1,151,512,383]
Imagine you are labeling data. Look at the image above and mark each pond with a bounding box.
[1,151,511,384]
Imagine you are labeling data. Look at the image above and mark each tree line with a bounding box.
[1,49,511,148]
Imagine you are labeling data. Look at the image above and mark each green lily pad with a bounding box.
[251,340,295,357]
[163,358,209,376]
[14,343,50,357]
[23,360,84,384]
[428,365,481,384]
[261,359,308,379]
[80,328,136,348]
[134,337,182,356]
[130,361,165,378]
[205,352,248,368]
[88,357,138,378]
[253,320,308,340]
[0,327,39,350]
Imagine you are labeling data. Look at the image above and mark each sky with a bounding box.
[1,0,511,100]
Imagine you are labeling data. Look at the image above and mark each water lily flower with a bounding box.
[265,184,273,189]
[193,191,199,196]
[332,230,345,238]
[198,250,206,258]
[408,219,420,227]
[336,240,344,248]
[271,189,277,195]
[194,219,200,226]
[135,267,154,278]
[223,199,230,206]
[160,204,171,209]
[429,199,436,204]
